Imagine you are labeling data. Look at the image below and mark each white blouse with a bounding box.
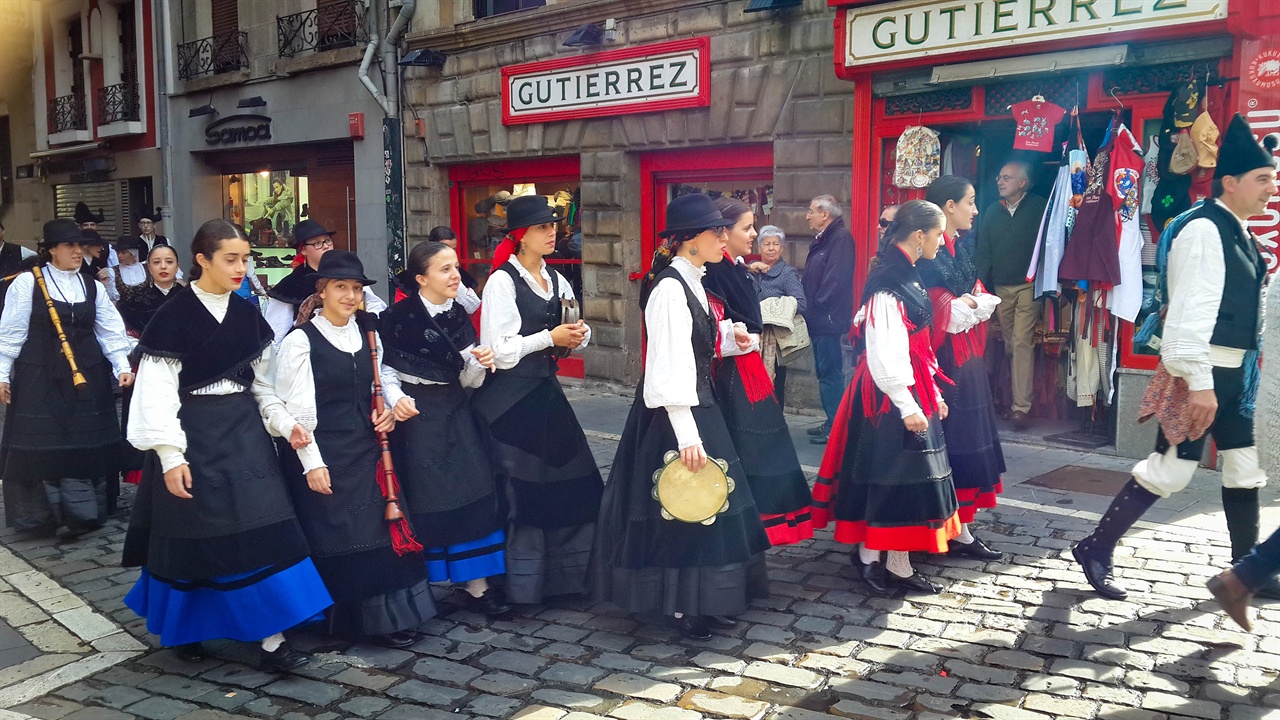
[861,292,944,419]
[384,295,489,409]
[643,257,754,450]
[105,263,148,302]
[457,286,482,314]
[943,292,1000,335]
[128,283,294,473]
[273,314,401,473]
[0,264,133,383]
[481,256,591,369]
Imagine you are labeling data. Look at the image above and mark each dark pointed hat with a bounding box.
[73,202,104,225]
[138,206,163,223]
[1215,114,1280,180]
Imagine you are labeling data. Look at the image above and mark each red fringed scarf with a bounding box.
[855,301,952,421]
[927,286,987,369]
[708,292,775,403]
[490,228,528,271]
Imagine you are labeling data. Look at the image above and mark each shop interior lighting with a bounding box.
[399,49,447,68]
[929,45,1129,85]
[744,0,803,12]
[237,96,267,108]
[188,103,217,118]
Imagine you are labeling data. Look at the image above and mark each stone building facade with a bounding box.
[402,0,852,404]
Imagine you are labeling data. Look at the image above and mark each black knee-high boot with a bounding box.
[1222,487,1280,600]
[1072,478,1160,600]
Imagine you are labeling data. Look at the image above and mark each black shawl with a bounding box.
[266,263,317,306]
[379,295,477,384]
[703,257,763,334]
[118,283,179,336]
[862,246,933,331]
[134,286,275,392]
[917,238,978,298]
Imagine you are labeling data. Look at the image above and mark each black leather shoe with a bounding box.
[674,615,711,640]
[807,424,829,437]
[1253,577,1280,601]
[861,561,892,597]
[370,631,416,649]
[809,434,829,445]
[948,537,1004,561]
[887,571,939,594]
[260,643,310,673]
[174,642,205,663]
[465,588,512,618]
[1072,541,1127,600]
[706,615,738,630]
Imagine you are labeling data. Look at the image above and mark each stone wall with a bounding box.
[402,0,853,402]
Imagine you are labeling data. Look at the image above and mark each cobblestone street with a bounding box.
[0,387,1279,720]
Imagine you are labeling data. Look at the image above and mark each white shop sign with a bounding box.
[844,0,1227,67]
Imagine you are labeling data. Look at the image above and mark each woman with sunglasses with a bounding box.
[262,220,386,346]
[472,195,601,607]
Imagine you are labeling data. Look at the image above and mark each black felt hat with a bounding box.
[79,229,107,247]
[292,219,337,247]
[1216,114,1280,180]
[659,193,735,238]
[138,207,163,223]
[40,219,88,248]
[73,202,104,225]
[503,195,564,232]
[314,249,376,285]
[116,235,148,256]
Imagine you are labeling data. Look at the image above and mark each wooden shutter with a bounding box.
[211,0,238,37]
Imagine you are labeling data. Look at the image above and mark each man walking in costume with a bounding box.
[1072,114,1280,600]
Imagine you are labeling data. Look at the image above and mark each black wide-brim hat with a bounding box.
[292,218,337,247]
[79,229,107,247]
[503,195,564,232]
[40,218,89,248]
[314,249,376,285]
[115,235,148,255]
[659,193,735,238]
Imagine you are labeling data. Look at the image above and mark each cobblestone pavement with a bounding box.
[2,387,1280,720]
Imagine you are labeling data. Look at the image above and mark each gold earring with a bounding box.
[689,245,699,257]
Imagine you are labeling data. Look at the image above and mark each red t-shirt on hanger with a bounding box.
[1012,100,1067,152]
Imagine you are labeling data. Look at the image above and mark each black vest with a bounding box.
[499,262,561,378]
[861,246,934,331]
[300,322,374,433]
[0,243,25,277]
[651,267,715,408]
[1182,202,1267,350]
[17,271,104,373]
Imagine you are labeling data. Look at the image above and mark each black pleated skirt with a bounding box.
[938,355,1005,522]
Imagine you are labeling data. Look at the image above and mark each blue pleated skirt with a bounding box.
[124,558,333,646]
[425,529,506,583]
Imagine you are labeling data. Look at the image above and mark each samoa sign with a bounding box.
[204,114,273,145]
[842,0,1226,67]
[501,37,710,126]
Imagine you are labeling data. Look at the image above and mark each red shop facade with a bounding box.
[829,0,1280,458]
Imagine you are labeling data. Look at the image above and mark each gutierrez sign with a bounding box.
[501,37,710,126]
[843,0,1226,67]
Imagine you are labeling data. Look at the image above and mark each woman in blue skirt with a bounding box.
[381,241,511,618]
[122,219,331,672]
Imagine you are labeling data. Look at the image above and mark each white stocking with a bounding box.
[465,577,489,598]
[954,523,975,544]
[261,633,285,652]
[859,545,881,565]
[885,551,913,578]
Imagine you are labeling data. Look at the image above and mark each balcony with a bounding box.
[277,0,369,58]
[96,81,144,138]
[48,93,92,145]
[177,31,249,81]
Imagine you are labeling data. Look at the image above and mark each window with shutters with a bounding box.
[473,0,547,20]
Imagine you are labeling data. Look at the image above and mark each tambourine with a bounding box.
[553,298,580,359]
[651,450,734,525]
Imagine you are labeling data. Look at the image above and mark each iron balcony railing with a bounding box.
[48,93,87,134]
[177,31,249,81]
[277,0,369,58]
[96,82,140,124]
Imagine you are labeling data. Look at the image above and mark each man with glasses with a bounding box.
[802,194,857,444]
[262,219,387,345]
[975,162,1047,431]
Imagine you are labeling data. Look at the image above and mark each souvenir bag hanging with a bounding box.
[1168,131,1199,175]
[894,126,941,189]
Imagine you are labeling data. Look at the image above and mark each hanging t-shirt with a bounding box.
[1012,99,1067,152]
[1140,136,1160,215]
[1107,125,1144,323]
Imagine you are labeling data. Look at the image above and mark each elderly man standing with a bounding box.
[976,162,1047,430]
[802,194,857,444]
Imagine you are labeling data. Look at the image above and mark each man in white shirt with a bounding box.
[1073,115,1280,601]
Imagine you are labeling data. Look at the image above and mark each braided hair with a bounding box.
[640,231,700,309]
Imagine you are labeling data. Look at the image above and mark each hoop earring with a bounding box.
[689,245,699,257]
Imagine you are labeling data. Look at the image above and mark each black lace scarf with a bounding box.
[378,295,477,384]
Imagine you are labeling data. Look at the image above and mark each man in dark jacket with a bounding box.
[975,162,1048,430]
[802,194,857,443]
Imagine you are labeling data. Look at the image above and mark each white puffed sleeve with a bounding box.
[128,355,189,472]
[0,274,34,384]
[865,293,924,419]
[92,282,134,378]
[643,277,702,450]
[945,298,982,334]
[1161,218,1223,391]
[481,269,554,369]
[457,343,490,389]
[457,286,482,314]
[273,330,325,472]
[251,344,295,439]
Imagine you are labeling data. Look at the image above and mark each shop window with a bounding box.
[473,0,546,20]
[223,171,311,287]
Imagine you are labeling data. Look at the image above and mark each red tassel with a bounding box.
[734,352,775,404]
[373,461,423,556]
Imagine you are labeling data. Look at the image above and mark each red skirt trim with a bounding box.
[761,509,815,546]
[124,469,143,485]
[831,513,962,554]
[954,481,1002,524]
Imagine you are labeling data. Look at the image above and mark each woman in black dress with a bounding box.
[703,197,813,546]
[124,219,330,671]
[473,195,600,606]
[382,241,511,618]
[812,200,961,596]
[921,176,1006,560]
[593,193,771,640]
[273,250,438,647]
[0,219,133,537]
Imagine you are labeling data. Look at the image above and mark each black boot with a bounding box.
[1222,488,1280,600]
[1072,478,1159,600]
